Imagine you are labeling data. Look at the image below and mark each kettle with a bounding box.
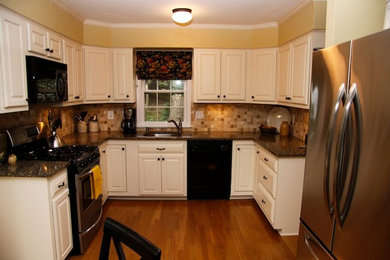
[121,109,136,134]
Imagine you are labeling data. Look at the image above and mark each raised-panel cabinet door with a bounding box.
[290,35,311,105]
[221,50,246,101]
[161,154,185,195]
[112,49,134,101]
[277,43,291,103]
[231,141,256,195]
[84,46,112,101]
[47,32,63,60]
[51,189,73,260]
[63,39,75,101]
[0,10,28,111]
[138,154,162,195]
[106,144,127,193]
[99,143,108,203]
[74,43,84,101]
[194,49,221,101]
[26,22,47,56]
[251,49,277,102]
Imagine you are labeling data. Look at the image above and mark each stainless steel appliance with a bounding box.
[121,108,136,134]
[6,123,102,255]
[297,29,390,259]
[26,56,68,103]
[187,140,232,199]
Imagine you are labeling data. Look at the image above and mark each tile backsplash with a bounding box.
[0,103,309,141]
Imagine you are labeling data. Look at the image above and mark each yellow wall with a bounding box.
[0,0,83,42]
[278,1,327,45]
[82,25,279,49]
[325,0,386,47]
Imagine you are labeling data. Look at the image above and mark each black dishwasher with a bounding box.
[187,140,232,199]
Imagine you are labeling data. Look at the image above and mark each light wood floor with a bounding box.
[69,199,297,260]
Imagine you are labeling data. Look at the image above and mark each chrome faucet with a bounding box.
[167,118,182,135]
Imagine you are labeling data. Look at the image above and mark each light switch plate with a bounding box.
[107,110,114,120]
[195,111,204,119]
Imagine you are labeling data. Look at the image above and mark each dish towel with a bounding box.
[90,165,103,199]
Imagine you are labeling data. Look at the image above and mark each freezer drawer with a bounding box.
[297,222,335,260]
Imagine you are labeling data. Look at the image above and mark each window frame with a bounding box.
[136,79,192,128]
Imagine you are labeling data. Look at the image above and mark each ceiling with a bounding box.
[53,0,309,27]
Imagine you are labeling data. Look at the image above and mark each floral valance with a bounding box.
[136,50,193,80]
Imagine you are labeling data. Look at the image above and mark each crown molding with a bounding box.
[84,19,278,30]
[278,0,326,24]
[51,0,84,22]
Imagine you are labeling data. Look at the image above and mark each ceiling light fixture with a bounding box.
[172,8,192,24]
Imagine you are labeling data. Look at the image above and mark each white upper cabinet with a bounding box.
[112,48,135,102]
[194,49,221,101]
[249,48,277,103]
[277,32,325,108]
[63,39,83,103]
[194,49,247,103]
[0,9,29,113]
[84,46,112,101]
[27,22,63,61]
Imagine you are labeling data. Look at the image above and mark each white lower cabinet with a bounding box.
[231,141,256,196]
[0,168,72,260]
[99,142,109,203]
[138,141,186,197]
[253,144,305,235]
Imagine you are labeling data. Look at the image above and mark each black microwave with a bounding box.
[26,56,68,103]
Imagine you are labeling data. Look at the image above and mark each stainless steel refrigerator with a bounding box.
[297,29,390,259]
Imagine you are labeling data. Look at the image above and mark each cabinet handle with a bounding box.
[156,148,165,151]
[45,48,50,52]
[261,199,266,204]
[122,147,125,151]
[50,49,54,53]
[264,158,269,162]
[58,182,65,188]
[262,176,268,180]
[285,97,291,100]
[237,147,240,151]
[75,96,80,99]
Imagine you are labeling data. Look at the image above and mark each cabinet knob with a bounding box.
[75,96,80,99]
[45,48,50,52]
[50,49,54,53]
[158,158,160,161]
[285,97,291,100]
[122,147,125,151]
[257,151,259,154]
[252,96,254,99]
[217,95,220,98]
[126,95,129,98]
[262,176,268,180]
[261,199,266,204]
[108,95,111,98]
[102,150,106,153]
[162,158,165,161]
[25,98,29,102]
[237,147,240,151]
[223,95,226,98]
[264,158,269,162]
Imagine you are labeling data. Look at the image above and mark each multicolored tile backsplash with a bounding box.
[0,103,309,141]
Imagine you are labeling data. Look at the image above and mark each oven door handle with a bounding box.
[81,206,103,236]
[78,169,93,179]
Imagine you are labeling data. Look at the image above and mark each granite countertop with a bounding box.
[0,131,305,178]
[0,161,69,178]
[62,131,306,157]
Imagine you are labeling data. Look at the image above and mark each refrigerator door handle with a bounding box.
[324,83,346,217]
[334,83,362,227]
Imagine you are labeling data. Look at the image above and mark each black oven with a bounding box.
[26,56,68,103]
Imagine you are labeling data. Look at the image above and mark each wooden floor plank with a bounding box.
[68,199,295,260]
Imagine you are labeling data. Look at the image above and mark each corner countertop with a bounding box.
[0,161,69,178]
[61,131,306,157]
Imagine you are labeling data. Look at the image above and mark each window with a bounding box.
[137,79,191,127]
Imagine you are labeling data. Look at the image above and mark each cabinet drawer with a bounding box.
[259,149,278,172]
[138,142,185,153]
[49,169,68,198]
[256,183,275,223]
[258,162,277,198]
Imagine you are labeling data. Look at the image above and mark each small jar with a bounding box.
[280,121,290,136]
[77,121,87,133]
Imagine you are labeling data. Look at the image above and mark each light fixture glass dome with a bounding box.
[172,8,192,24]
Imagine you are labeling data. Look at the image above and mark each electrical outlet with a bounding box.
[107,110,114,120]
[195,111,204,119]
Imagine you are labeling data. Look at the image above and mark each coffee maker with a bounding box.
[121,108,136,134]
